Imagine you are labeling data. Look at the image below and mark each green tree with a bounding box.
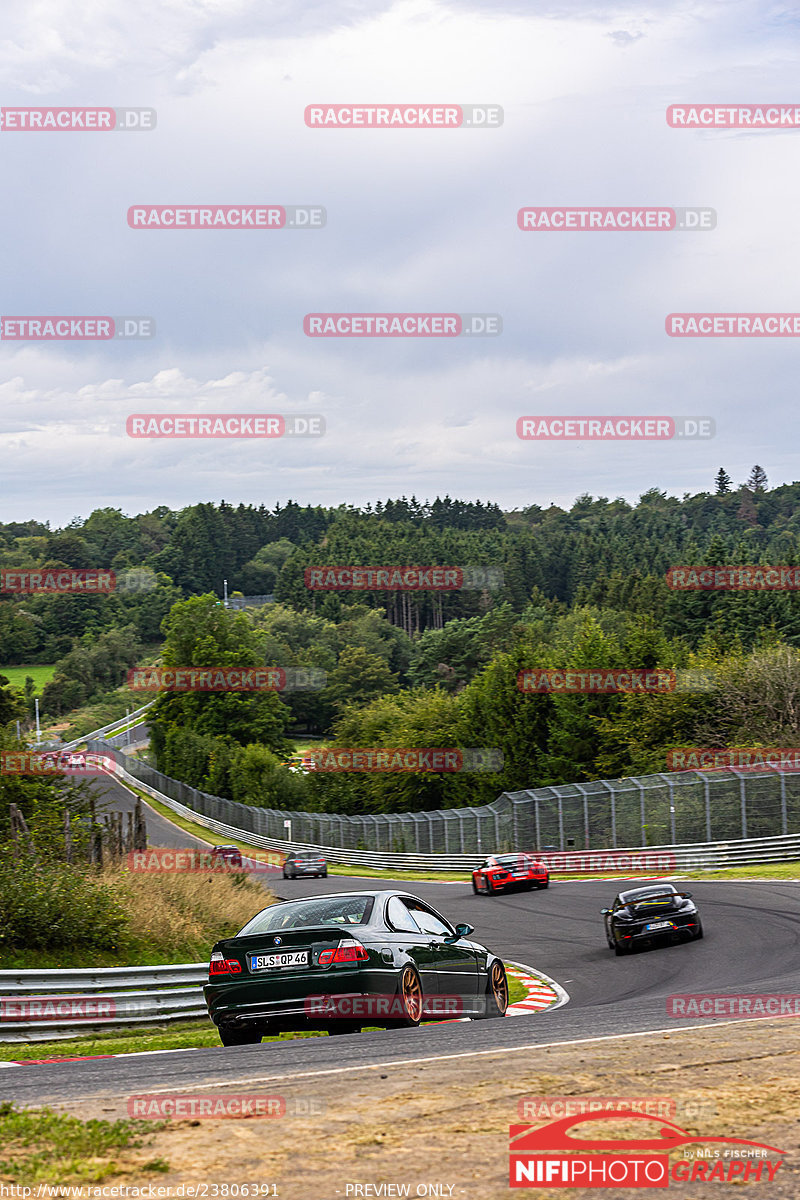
[324,646,399,713]
[714,468,732,495]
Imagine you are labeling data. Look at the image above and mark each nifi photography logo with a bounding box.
[509,1109,785,1188]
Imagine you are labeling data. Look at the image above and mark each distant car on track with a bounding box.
[210,845,243,869]
[283,850,328,878]
[204,889,508,1044]
[601,883,703,955]
[472,853,549,895]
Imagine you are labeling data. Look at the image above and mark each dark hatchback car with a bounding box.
[283,850,328,878]
[204,889,508,1045]
[602,883,703,955]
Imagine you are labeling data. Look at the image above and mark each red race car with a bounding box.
[472,853,549,895]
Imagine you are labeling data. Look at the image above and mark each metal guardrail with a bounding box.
[60,702,155,752]
[0,963,208,1043]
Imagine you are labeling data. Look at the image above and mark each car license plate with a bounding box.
[646,921,673,931]
[249,951,309,970]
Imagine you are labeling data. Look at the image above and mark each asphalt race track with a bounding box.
[90,772,211,851]
[5,779,800,1107]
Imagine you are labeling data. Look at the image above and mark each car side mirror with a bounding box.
[600,908,610,915]
[445,922,474,942]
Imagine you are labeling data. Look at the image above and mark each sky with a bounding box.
[1,0,799,525]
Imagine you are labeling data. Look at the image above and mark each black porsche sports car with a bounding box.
[204,889,508,1044]
[601,883,703,955]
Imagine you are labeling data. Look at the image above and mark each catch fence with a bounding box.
[87,742,800,856]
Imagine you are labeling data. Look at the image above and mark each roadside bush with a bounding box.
[0,861,128,953]
[0,859,271,964]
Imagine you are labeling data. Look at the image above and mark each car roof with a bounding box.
[270,889,421,904]
[618,884,678,902]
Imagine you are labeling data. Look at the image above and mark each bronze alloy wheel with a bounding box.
[481,960,509,1018]
[398,964,424,1025]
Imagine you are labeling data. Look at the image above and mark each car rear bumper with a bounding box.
[615,917,699,943]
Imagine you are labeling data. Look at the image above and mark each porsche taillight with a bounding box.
[318,940,369,965]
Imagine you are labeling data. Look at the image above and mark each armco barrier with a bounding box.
[92,746,800,872]
[0,963,208,1043]
[59,702,155,752]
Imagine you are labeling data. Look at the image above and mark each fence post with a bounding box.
[737,770,747,839]
[780,771,788,836]
[574,784,590,849]
[698,773,712,842]
[599,782,616,848]
[633,779,645,846]
[534,795,541,851]
[557,792,564,851]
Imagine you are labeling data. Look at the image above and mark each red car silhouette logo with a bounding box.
[510,1110,784,1155]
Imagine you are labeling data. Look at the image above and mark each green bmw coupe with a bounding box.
[204,889,508,1044]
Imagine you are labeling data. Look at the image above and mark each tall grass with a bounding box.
[109,864,271,958]
[0,861,273,967]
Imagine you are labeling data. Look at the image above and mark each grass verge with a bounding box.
[506,972,527,1006]
[0,1101,169,1184]
[682,862,800,880]
[0,1021,328,1062]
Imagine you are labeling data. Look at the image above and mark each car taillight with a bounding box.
[209,951,242,976]
[318,940,369,965]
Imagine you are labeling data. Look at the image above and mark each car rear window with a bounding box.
[237,895,374,935]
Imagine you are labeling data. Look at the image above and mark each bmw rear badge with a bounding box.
[274,937,282,944]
